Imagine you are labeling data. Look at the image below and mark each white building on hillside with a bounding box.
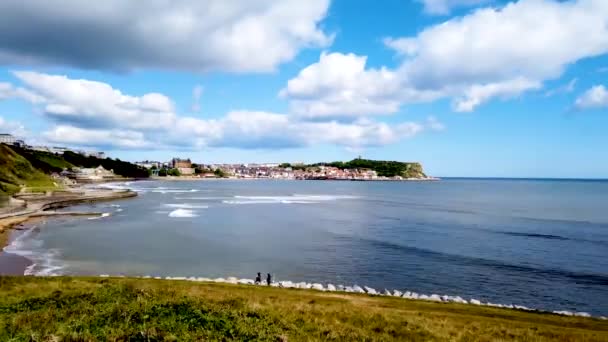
[0,134,16,145]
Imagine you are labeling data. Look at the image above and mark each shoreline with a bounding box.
[151,176,441,181]
[0,186,138,275]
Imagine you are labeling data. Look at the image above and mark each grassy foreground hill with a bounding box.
[0,277,606,341]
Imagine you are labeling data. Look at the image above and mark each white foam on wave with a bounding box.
[87,212,111,220]
[168,209,199,218]
[163,203,209,209]
[4,227,65,276]
[224,194,360,205]
[153,189,199,194]
[174,196,226,200]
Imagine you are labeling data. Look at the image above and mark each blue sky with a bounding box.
[0,0,607,178]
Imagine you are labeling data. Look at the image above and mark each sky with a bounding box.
[0,0,607,178]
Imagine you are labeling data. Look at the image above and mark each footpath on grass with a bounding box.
[0,276,607,341]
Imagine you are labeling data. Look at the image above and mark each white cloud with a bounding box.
[419,0,492,15]
[173,111,429,149]
[43,126,150,149]
[0,81,44,103]
[13,71,176,130]
[545,78,577,97]
[453,77,542,112]
[280,52,439,119]
[7,71,438,150]
[283,0,608,116]
[0,0,331,73]
[192,85,204,112]
[426,116,446,131]
[574,85,608,109]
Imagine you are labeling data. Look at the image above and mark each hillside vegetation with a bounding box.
[0,277,606,341]
[0,145,149,196]
[0,145,56,196]
[286,158,428,178]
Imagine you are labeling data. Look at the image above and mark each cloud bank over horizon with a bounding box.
[0,0,606,163]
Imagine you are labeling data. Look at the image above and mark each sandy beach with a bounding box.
[0,186,137,275]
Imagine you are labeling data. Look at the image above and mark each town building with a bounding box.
[71,165,116,182]
[171,158,194,175]
[0,133,16,145]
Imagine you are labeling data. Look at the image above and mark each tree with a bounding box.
[214,168,226,178]
[158,168,168,177]
[168,168,181,177]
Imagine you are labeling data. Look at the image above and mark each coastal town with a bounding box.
[136,158,437,181]
[1,133,436,182]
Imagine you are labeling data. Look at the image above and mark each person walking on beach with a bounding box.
[255,272,262,285]
[266,273,272,286]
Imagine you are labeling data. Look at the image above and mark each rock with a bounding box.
[363,286,377,295]
[326,284,336,291]
[279,281,295,288]
[353,285,365,293]
[574,312,591,318]
[311,283,325,291]
[428,294,442,302]
[470,299,482,305]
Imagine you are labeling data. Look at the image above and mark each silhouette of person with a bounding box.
[255,272,261,284]
[266,273,272,286]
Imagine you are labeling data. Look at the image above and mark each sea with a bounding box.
[4,178,608,316]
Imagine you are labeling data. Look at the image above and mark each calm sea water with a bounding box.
[5,179,608,315]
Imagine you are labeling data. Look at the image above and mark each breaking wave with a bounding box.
[163,203,209,209]
[223,194,359,205]
[168,209,198,218]
[3,226,65,276]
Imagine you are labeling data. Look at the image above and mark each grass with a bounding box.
[0,145,57,196]
[0,277,606,341]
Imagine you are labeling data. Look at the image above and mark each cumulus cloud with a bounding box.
[418,0,492,15]
[173,111,428,149]
[574,85,608,109]
[0,0,331,73]
[43,126,150,149]
[7,71,437,150]
[280,52,439,119]
[13,71,176,130]
[284,0,608,116]
[453,77,542,112]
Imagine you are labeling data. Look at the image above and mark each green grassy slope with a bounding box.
[0,144,57,196]
[0,277,606,341]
